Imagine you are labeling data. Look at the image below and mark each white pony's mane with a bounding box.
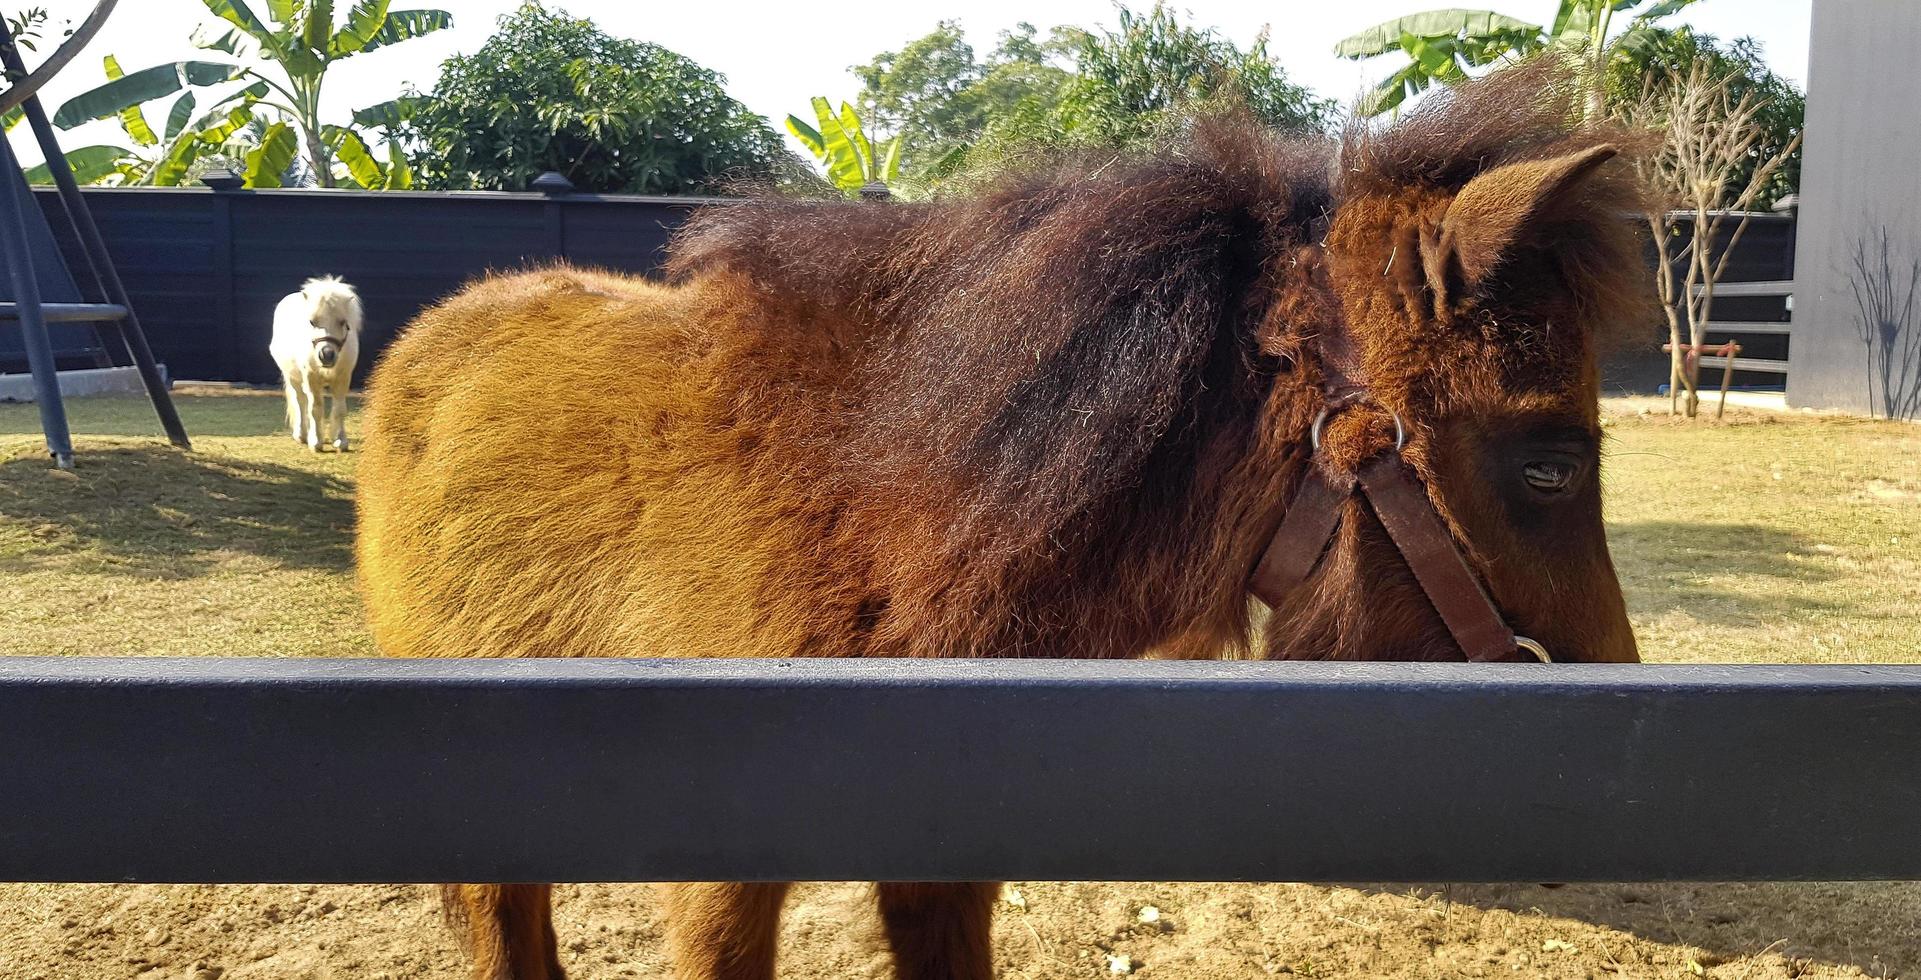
[301,275,363,328]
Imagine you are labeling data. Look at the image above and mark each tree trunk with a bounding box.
[304,128,334,189]
[1667,315,1685,416]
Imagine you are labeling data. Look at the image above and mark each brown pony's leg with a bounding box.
[443,883,565,980]
[665,881,792,980]
[875,882,1000,980]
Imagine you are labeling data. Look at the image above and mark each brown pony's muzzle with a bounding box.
[1530,574,1639,663]
[1483,524,1640,664]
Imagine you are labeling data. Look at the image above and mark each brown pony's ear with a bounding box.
[1424,144,1618,302]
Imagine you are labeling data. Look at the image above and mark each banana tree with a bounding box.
[786,97,901,198]
[51,0,449,188]
[1334,0,1699,116]
[321,123,410,189]
[24,53,280,186]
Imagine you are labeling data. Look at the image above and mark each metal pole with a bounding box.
[1718,342,1739,419]
[7,33,111,371]
[0,22,190,449]
[0,132,74,468]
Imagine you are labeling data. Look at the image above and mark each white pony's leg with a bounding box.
[329,371,351,451]
[282,376,303,442]
[287,376,314,445]
[301,375,323,451]
[315,375,332,450]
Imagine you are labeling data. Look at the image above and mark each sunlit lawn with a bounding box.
[2,389,1918,662]
[0,390,370,658]
[1601,398,1921,663]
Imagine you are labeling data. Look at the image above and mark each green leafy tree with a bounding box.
[1335,0,1699,116]
[395,3,793,194]
[854,5,1331,185]
[1049,5,1332,144]
[965,24,1077,137]
[53,0,450,188]
[852,21,1071,178]
[853,22,984,149]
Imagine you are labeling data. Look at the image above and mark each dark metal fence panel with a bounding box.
[31,189,1798,393]
[556,194,709,273]
[1603,211,1797,394]
[2,657,1918,885]
[34,188,222,376]
[32,187,709,385]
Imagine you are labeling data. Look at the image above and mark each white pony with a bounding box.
[269,276,363,451]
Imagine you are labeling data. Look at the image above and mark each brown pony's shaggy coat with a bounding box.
[357,63,1653,980]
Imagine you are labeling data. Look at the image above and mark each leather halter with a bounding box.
[1247,318,1551,664]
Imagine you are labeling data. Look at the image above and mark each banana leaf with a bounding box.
[53,61,240,129]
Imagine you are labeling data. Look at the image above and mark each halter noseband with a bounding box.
[1246,318,1551,664]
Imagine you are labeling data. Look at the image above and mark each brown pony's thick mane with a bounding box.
[663,63,1648,634]
[668,123,1334,569]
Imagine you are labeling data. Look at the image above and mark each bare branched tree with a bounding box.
[1616,60,1803,417]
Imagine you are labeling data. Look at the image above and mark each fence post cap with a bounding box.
[858,181,891,201]
[531,171,574,195]
[198,168,245,191]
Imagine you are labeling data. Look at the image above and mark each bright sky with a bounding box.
[17,0,1813,168]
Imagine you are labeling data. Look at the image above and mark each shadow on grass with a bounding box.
[1608,520,1845,628]
[1353,880,1920,977]
[0,444,353,578]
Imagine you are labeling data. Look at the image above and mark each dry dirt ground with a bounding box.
[3,392,1918,979]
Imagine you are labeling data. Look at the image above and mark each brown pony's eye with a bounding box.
[1522,459,1577,493]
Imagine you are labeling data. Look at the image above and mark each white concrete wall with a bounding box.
[1788,0,1921,418]
[0,365,166,403]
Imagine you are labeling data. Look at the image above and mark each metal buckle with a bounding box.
[1514,636,1552,663]
[1310,403,1406,454]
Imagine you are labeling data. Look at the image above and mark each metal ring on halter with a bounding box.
[1514,636,1552,663]
[1310,404,1406,454]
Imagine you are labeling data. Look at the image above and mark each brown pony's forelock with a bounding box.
[1340,58,1658,350]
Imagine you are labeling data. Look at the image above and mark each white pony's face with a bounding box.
[303,283,362,369]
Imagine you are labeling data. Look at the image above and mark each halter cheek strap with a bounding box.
[1247,322,1550,664]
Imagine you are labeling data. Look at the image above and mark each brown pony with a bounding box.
[355,63,1651,980]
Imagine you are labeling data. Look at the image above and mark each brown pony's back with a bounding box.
[362,125,1335,666]
[356,266,875,662]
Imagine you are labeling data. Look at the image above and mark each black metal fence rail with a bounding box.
[3,657,1917,884]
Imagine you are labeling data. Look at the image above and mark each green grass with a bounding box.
[3,391,1918,662]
